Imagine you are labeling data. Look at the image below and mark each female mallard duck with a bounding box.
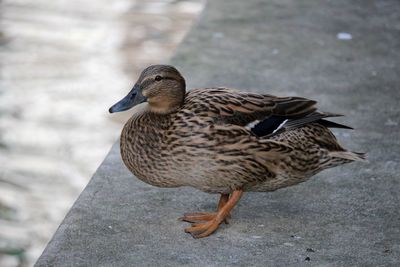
[109,65,365,238]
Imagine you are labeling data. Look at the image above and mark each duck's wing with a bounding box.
[174,122,293,174]
[184,88,317,126]
[249,111,353,138]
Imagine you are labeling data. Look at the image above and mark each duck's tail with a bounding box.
[319,151,367,169]
[329,151,367,164]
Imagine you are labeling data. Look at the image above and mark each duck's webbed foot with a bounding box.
[180,190,243,238]
[180,193,230,223]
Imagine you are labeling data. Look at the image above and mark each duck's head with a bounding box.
[109,65,186,114]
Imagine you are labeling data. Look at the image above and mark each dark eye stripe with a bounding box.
[141,76,177,89]
[163,77,176,81]
[141,79,153,89]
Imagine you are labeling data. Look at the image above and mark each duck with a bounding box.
[109,64,365,238]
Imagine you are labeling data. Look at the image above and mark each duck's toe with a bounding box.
[184,219,221,238]
[179,212,217,223]
[180,211,230,224]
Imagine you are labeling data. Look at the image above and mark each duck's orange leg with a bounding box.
[180,193,230,223]
[182,190,243,238]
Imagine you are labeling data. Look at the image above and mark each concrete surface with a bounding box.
[35,0,400,266]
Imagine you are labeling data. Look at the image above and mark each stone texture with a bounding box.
[36,0,400,266]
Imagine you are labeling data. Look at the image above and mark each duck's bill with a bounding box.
[109,84,147,113]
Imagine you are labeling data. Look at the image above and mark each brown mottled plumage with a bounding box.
[109,65,365,238]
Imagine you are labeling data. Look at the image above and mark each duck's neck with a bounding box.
[125,102,172,128]
[122,108,170,148]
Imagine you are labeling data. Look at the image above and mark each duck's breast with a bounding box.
[120,112,183,188]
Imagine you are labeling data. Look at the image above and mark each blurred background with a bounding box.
[0,0,203,266]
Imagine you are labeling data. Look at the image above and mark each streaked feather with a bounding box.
[119,66,365,194]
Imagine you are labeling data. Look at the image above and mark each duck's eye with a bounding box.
[155,75,162,81]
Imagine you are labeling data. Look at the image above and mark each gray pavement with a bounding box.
[35,0,400,266]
